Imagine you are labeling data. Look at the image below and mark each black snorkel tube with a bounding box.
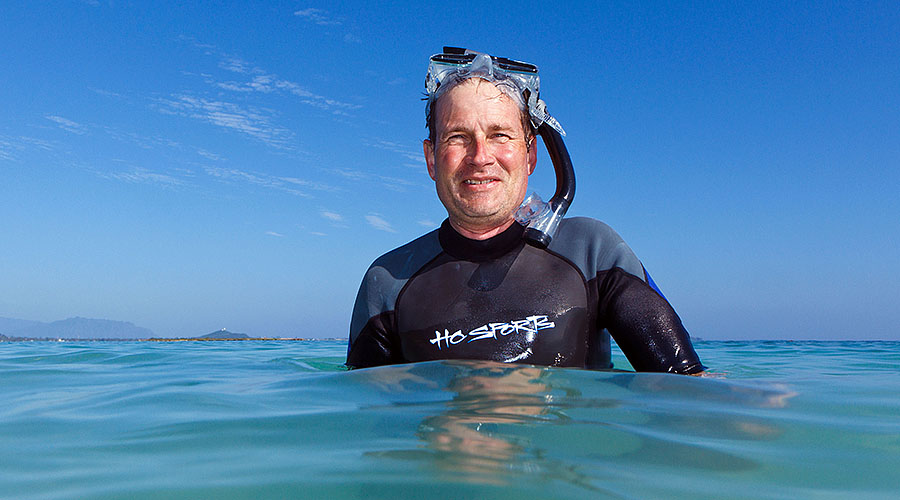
[523,123,576,248]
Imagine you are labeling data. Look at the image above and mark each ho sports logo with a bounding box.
[430,315,555,351]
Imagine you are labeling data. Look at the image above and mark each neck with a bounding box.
[448,218,516,241]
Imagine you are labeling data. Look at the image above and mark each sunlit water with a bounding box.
[1,340,898,499]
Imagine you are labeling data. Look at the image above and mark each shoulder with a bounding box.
[548,217,644,279]
[551,217,627,255]
[350,228,443,339]
[556,217,623,243]
[367,228,443,281]
[357,228,443,308]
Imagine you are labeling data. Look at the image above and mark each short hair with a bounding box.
[425,77,536,146]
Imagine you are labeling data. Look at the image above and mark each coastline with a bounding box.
[0,337,343,342]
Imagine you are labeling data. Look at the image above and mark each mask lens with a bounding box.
[425,48,564,136]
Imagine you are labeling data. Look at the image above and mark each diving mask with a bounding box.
[425,47,565,136]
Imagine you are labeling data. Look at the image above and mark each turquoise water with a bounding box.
[1,340,898,499]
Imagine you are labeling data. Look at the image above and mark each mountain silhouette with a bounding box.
[3,317,154,339]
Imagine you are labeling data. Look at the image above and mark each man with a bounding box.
[346,48,703,374]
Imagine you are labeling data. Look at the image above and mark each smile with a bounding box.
[463,179,495,185]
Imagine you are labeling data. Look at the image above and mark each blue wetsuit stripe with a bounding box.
[643,267,668,301]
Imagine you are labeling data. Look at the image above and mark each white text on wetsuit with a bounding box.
[430,315,555,350]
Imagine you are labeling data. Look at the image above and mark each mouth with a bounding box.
[463,179,495,185]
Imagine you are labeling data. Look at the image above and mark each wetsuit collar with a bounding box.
[438,219,525,262]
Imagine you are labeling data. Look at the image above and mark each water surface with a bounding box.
[1,340,898,499]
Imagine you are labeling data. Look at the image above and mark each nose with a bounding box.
[467,135,493,167]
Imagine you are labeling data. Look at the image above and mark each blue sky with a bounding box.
[1,1,898,340]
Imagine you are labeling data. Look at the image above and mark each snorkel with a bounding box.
[523,122,576,247]
[426,47,575,248]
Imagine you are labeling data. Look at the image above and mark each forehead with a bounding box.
[434,79,525,131]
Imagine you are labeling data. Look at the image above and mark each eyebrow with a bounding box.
[486,123,519,134]
[440,122,521,138]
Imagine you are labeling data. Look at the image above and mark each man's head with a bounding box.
[423,78,537,239]
[421,49,564,239]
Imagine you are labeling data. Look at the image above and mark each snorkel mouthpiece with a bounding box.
[426,47,575,248]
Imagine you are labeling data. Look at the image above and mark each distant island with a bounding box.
[147,329,317,341]
[196,329,250,339]
[0,316,154,341]
[1,316,337,342]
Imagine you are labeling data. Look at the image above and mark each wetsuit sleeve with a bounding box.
[552,218,703,374]
[598,265,704,374]
[346,267,403,369]
[346,312,401,369]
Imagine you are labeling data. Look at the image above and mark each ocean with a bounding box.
[1,340,898,499]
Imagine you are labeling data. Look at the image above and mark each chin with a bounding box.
[458,203,503,219]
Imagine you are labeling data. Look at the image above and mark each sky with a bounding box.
[1,1,898,340]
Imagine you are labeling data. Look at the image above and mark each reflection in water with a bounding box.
[364,360,795,492]
[367,361,601,491]
[417,363,556,485]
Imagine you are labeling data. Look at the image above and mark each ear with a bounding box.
[423,139,437,180]
[527,136,537,175]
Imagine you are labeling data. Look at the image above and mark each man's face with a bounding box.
[424,79,536,236]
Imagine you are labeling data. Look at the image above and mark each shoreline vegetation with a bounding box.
[0,336,341,342]
[147,337,332,342]
[0,322,342,342]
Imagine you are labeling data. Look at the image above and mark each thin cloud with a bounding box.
[102,167,186,187]
[0,135,58,161]
[219,56,253,74]
[334,168,367,181]
[216,82,253,92]
[377,174,422,192]
[89,87,124,99]
[320,210,343,222]
[184,43,360,116]
[21,136,57,151]
[155,95,295,150]
[418,219,438,228]
[178,35,216,52]
[214,73,361,113]
[294,8,341,26]
[196,149,224,161]
[320,209,348,229]
[46,115,88,135]
[0,139,15,161]
[365,213,396,233]
[265,231,284,237]
[343,33,361,44]
[366,139,424,163]
[203,166,312,197]
[334,167,423,192]
[102,127,181,151]
[204,166,269,184]
[281,176,341,193]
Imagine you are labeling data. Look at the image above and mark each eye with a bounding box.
[445,134,467,145]
[490,133,511,143]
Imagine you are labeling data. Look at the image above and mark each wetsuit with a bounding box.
[347,217,703,374]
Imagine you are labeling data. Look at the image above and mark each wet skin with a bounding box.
[423,79,537,240]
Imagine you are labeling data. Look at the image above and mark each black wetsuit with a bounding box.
[347,217,703,374]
